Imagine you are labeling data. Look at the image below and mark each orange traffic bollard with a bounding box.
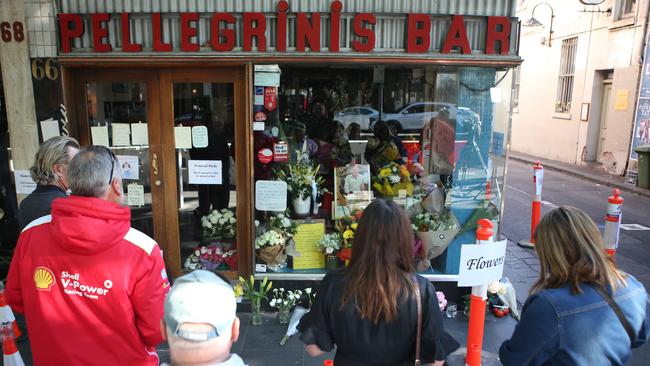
[465,219,494,366]
[603,189,624,257]
[518,161,543,248]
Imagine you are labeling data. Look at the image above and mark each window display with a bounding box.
[252,64,512,276]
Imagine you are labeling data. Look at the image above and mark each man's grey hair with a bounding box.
[30,136,80,185]
[67,146,121,198]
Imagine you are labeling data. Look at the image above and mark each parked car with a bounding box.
[333,106,378,131]
[378,102,480,134]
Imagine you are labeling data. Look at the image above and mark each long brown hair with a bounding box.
[531,206,626,295]
[341,199,415,324]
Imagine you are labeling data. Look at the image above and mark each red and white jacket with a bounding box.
[6,196,170,366]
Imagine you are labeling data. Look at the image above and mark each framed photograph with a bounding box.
[580,103,590,121]
[333,163,372,218]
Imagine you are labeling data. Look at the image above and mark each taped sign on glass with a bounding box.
[255,180,288,212]
[188,160,222,185]
[458,240,507,287]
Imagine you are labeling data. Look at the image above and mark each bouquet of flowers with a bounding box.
[405,160,425,183]
[255,230,286,249]
[411,211,457,232]
[269,288,303,312]
[268,213,298,237]
[184,245,237,271]
[316,233,342,255]
[372,162,414,198]
[275,160,325,200]
[201,208,236,240]
[411,209,460,261]
[255,230,287,269]
[238,276,272,325]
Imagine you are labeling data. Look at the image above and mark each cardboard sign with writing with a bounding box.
[255,180,287,212]
[292,221,326,270]
[458,240,507,287]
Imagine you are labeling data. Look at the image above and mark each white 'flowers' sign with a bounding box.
[458,240,507,287]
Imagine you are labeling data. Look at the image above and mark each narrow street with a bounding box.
[502,160,650,292]
[501,159,650,366]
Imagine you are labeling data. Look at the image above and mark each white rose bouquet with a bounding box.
[255,230,286,249]
[201,208,237,240]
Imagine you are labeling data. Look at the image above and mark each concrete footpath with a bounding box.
[509,151,650,199]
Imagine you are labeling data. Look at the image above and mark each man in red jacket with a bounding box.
[6,146,170,366]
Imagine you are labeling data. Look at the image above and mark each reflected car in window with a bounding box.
[379,102,480,134]
[333,107,378,131]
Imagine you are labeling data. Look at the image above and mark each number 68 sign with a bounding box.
[0,21,24,43]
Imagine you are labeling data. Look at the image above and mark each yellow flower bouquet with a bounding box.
[372,162,414,198]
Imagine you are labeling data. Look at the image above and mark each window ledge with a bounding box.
[609,16,636,31]
[553,112,572,120]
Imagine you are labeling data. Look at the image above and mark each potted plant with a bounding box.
[316,233,342,270]
[255,230,287,271]
[237,276,273,326]
[275,160,324,216]
[269,288,303,325]
[411,210,459,261]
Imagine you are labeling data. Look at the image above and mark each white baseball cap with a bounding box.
[164,270,236,342]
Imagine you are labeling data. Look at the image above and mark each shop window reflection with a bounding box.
[253,65,510,276]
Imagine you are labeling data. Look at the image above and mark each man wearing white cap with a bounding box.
[162,270,246,366]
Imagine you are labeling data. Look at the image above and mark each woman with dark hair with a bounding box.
[499,206,648,365]
[298,199,459,366]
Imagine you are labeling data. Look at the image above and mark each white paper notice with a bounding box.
[112,123,131,146]
[130,123,148,145]
[188,160,222,185]
[14,170,36,194]
[40,119,60,141]
[91,126,110,147]
[253,122,265,131]
[458,240,507,287]
[255,180,288,212]
[192,126,209,148]
[254,73,280,87]
[534,169,544,196]
[116,155,139,180]
[175,127,192,149]
[127,183,145,207]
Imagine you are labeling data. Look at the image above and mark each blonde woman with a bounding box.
[499,206,648,365]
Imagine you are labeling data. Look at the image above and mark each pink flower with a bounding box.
[436,291,447,311]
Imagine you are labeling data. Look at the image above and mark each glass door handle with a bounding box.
[152,153,159,175]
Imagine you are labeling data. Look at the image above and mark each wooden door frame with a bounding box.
[62,65,253,280]
[160,67,252,280]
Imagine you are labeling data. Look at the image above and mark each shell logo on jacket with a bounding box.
[33,267,55,291]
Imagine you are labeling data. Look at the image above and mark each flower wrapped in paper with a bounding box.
[371,162,415,199]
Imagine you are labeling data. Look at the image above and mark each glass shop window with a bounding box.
[252,64,512,276]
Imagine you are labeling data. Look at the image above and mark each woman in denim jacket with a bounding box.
[499,206,648,365]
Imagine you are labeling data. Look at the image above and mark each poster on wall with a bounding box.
[630,98,650,160]
[630,34,650,161]
[333,164,372,218]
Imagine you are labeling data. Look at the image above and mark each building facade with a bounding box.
[512,0,649,177]
[2,0,520,280]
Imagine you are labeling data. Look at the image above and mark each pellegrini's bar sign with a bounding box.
[58,1,517,57]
